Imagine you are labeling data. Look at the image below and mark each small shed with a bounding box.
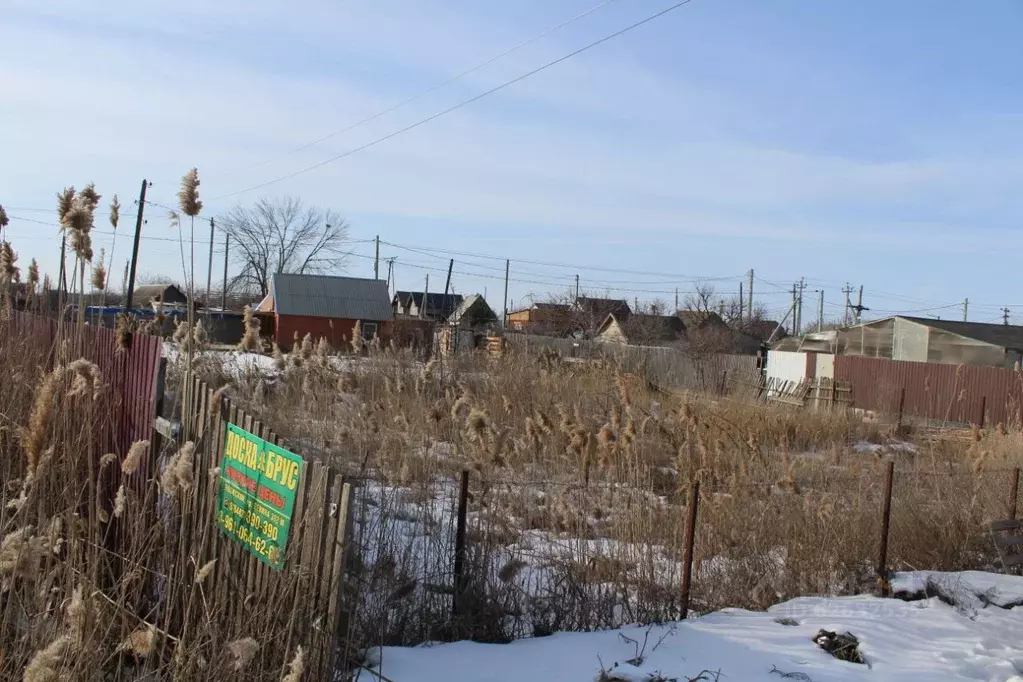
[392,291,464,321]
[596,312,685,346]
[839,316,1023,369]
[269,273,392,350]
[447,294,497,328]
[507,302,572,334]
[132,284,190,310]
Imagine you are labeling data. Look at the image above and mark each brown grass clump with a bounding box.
[121,440,148,474]
[0,240,19,284]
[351,321,363,353]
[162,441,196,495]
[67,359,102,400]
[113,484,127,518]
[25,365,64,475]
[117,624,158,658]
[56,187,76,223]
[27,258,39,290]
[178,168,203,217]
[23,635,71,682]
[280,646,305,682]
[195,559,216,585]
[109,194,120,229]
[226,637,260,671]
[90,249,106,290]
[239,305,261,352]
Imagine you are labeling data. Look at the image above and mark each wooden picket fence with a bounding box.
[160,375,355,678]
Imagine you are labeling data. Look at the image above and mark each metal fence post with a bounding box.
[452,469,470,621]
[680,480,701,620]
[877,461,895,596]
[1011,468,1021,520]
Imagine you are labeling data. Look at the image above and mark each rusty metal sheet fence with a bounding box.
[834,354,1023,427]
[5,309,163,459]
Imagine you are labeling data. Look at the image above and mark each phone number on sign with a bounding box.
[218,511,281,564]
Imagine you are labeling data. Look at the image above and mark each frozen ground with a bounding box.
[162,342,363,378]
[362,571,1023,681]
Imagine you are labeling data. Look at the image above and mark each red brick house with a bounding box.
[265,273,393,350]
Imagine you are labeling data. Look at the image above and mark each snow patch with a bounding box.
[366,589,1023,681]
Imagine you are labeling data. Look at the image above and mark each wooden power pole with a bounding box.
[205,218,215,312]
[124,178,149,311]
[221,233,229,312]
[502,259,509,329]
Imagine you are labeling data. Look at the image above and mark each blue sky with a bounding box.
[2,0,1021,323]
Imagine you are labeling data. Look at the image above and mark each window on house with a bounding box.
[362,322,378,339]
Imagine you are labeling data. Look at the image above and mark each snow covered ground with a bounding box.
[362,571,1023,681]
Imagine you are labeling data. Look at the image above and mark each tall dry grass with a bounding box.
[193,339,1018,649]
[0,228,333,679]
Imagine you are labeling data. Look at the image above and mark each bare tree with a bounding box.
[218,197,350,296]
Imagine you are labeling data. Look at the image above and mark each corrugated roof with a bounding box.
[394,291,464,317]
[273,273,392,322]
[901,316,1023,351]
[448,294,497,326]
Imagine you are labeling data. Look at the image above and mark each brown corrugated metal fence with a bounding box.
[834,355,1023,426]
[8,310,163,460]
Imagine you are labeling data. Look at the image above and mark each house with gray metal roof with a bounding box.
[268,273,393,349]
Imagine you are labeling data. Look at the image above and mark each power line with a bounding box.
[210,0,623,181]
[209,0,697,201]
[378,239,742,281]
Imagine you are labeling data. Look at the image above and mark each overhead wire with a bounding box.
[208,0,698,201]
[209,0,623,181]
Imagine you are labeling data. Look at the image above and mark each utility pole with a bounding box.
[419,275,429,319]
[221,233,229,312]
[205,218,215,313]
[386,258,395,295]
[374,235,380,280]
[818,290,824,332]
[58,236,68,295]
[963,298,969,322]
[738,281,744,323]
[791,283,799,334]
[575,274,580,302]
[747,269,754,324]
[842,282,852,326]
[502,259,509,329]
[1003,307,1011,325]
[124,178,149,311]
[855,285,864,324]
[797,278,806,333]
[443,258,453,317]
[443,259,453,298]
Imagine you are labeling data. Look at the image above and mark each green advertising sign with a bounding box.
[216,423,303,569]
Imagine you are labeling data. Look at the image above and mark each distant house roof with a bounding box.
[393,291,464,317]
[899,316,1023,352]
[273,273,392,322]
[508,302,570,316]
[677,310,728,330]
[256,292,274,313]
[448,294,498,326]
[575,296,630,316]
[133,284,188,305]
[745,319,786,341]
[597,311,685,344]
